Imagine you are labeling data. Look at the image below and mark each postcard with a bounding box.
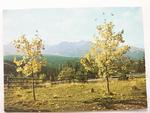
[3,7,147,112]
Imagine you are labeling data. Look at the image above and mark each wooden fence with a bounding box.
[5,76,44,88]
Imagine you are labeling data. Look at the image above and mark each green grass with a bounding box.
[4,77,147,112]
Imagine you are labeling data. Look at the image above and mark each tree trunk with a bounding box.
[32,73,36,101]
[106,75,110,94]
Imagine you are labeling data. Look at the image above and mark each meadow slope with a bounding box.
[5,77,147,112]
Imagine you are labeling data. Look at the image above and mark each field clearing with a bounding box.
[5,77,147,112]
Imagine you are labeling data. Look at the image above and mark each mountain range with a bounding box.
[4,41,145,60]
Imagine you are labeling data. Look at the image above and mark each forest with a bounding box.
[4,53,145,82]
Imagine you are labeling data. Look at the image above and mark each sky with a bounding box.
[3,7,144,48]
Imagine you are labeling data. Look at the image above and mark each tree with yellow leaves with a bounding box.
[81,22,130,94]
[13,34,46,100]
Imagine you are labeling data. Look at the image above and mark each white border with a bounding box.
[0,0,150,113]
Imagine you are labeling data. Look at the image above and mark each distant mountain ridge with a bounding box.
[44,41,91,57]
[4,41,144,60]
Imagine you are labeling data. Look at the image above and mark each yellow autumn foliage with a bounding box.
[81,21,130,77]
[13,34,46,76]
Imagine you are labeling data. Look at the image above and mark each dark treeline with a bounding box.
[4,56,145,82]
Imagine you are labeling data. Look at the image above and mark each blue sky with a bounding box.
[3,7,144,48]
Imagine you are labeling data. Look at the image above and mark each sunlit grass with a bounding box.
[5,77,147,112]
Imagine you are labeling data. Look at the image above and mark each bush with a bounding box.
[118,74,129,80]
[58,67,76,82]
[39,73,47,82]
[75,70,88,83]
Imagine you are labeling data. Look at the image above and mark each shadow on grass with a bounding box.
[83,97,147,110]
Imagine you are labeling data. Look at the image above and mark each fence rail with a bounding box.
[5,75,44,88]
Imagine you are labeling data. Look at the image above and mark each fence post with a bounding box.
[7,76,9,88]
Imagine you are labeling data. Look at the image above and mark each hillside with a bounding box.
[4,55,80,69]
[43,55,79,68]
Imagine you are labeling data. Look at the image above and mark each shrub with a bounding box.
[39,73,47,82]
[58,67,76,82]
[118,74,129,80]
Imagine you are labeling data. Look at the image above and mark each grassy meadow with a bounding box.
[5,77,147,112]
